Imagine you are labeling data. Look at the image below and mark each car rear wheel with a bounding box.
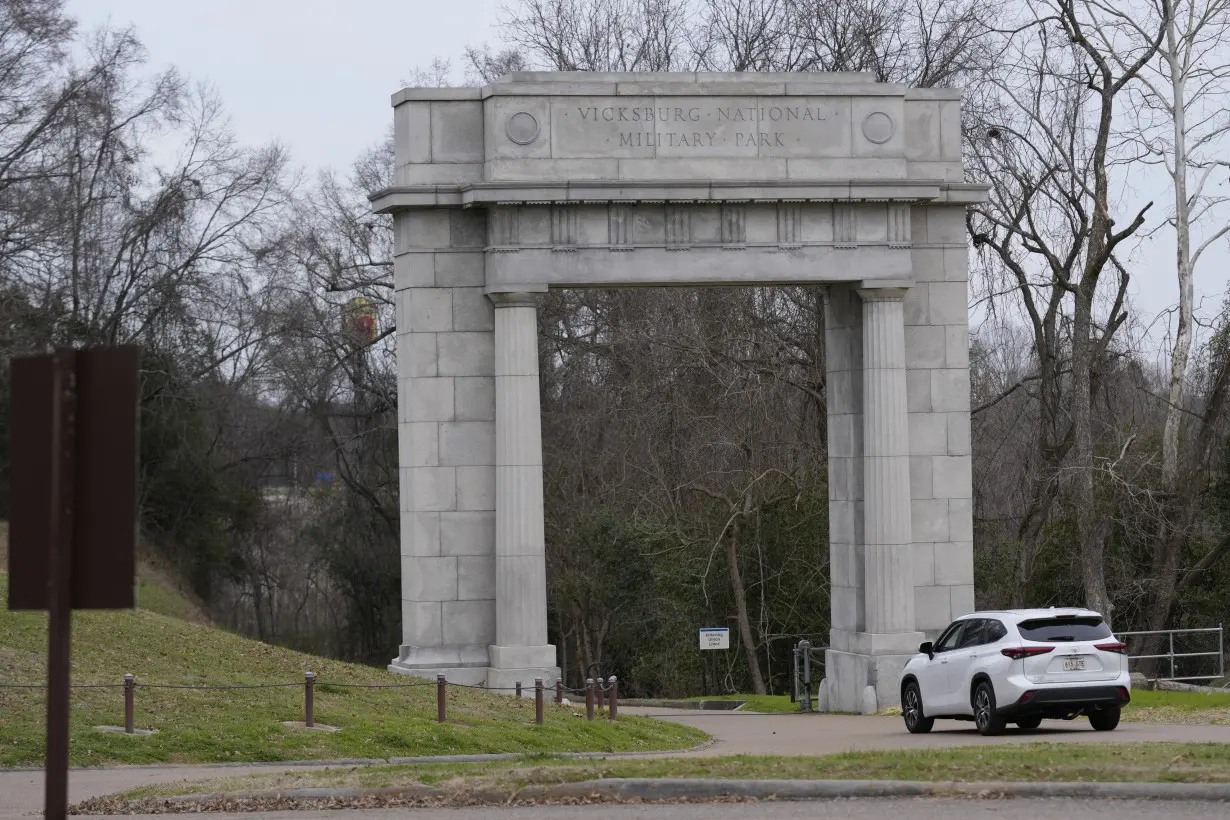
[973,681,1007,736]
[1015,715,1043,730]
[902,682,934,734]
[1088,705,1120,731]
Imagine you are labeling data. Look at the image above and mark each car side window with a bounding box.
[957,619,986,648]
[983,619,1007,643]
[934,621,965,652]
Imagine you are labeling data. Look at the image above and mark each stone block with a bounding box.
[787,158,907,179]
[624,157,789,180]
[401,422,439,467]
[946,412,972,456]
[410,466,457,512]
[439,421,495,467]
[906,369,932,413]
[408,377,454,422]
[438,332,495,377]
[402,600,443,646]
[933,455,972,499]
[853,97,905,158]
[910,206,929,245]
[450,210,486,248]
[401,511,441,557]
[949,497,974,541]
[397,377,411,425]
[931,369,970,412]
[455,377,496,421]
[927,281,968,325]
[410,288,452,332]
[904,99,941,161]
[903,283,928,326]
[908,412,947,455]
[488,644,556,670]
[904,325,945,369]
[394,253,433,290]
[457,465,496,511]
[435,252,486,286]
[830,541,864,589]
[394,102,432,164]
[451,288,494,332]
[406,210,451,250]
[914,585,953,631]
[440,511,496,556]
[910,248,944,283]
[831,584,865,632]
[485,157,621,181]
[828,498,858,545]
[913,542,935,586]
[950,583,975,617]
[945,325,970,368]
[827,414,857,458]
[431,102,484,162]
[402,556,458,602]
[909,455,933,499]
[855,203,888,243]
[457,555,496,600]
[485,96,552,160]
[943,246,970,281]
[907,160,964,182]
[927,207,966,244]
[550,97,655,159]
[442,600,496,645]
[939,100,962,161]
[396,163,483,185]
[934,541,974,585]
[911,498,950,542]
[402,333,437,378]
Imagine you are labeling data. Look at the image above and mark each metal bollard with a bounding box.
[437,675,447,723]
[608,676,619,721]
[534,678,544,725]
[596,677,605,710]
[585,678,595,721]
[123,674,135,734]
[304,672,315,728]
[516,680,522,699]
[556,680,563,704]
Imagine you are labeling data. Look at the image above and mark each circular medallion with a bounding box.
[506,112,540,145]
[861,112,895,145]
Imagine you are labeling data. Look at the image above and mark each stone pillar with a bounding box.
[824,282,925,714]
[485,291,559,691]
[858,287,915,636]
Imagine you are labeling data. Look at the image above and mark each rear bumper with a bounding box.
[997,684,1130,718]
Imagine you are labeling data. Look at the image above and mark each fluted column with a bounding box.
[858,287,915,635]
[486,292,555,679]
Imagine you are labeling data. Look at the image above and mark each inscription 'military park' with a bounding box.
[576,103,833,149]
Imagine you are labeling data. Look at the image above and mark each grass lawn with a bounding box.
[100,742,1230,802]
[1125,689,1230,725]
[0,571,705,767]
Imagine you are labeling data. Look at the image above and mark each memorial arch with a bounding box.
[370,72,985,713]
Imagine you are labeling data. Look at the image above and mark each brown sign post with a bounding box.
[7,346,140,820]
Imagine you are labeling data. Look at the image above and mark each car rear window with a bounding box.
[1017,616,1112,642]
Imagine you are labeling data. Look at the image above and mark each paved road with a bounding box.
[66,800,1230,819]
[619,708,1230,756]
[1,712,1226,817]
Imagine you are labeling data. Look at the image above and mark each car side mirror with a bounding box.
[919,641,934,659]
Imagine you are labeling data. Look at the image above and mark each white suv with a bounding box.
[898,608,1131,736]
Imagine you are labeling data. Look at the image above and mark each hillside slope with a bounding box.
[0,570,704,767]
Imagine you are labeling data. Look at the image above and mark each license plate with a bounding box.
[1063,657,1086,672]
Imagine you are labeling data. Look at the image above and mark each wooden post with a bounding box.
[555,680,563,704]
[608,676,619,721]
[515,680,522,699]
[596,676,605,710]
[437,675,447,723]
[585,678,595,721]
[534,678,544,725]
[304,672,315,728]
[124,674,135,734]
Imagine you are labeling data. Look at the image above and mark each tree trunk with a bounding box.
[726,515,766,695]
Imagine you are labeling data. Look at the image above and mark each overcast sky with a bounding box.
[68,0,1229,350]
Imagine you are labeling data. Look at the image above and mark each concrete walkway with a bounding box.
[1,712,1227,817]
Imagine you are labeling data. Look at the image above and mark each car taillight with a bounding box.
[1095,642,1128,654]
[1001,646,1054,659]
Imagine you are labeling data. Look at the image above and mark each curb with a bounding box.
[5,737,718,774]
[125,778,1230,808]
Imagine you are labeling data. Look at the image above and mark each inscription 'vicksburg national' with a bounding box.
[576,103,831,150]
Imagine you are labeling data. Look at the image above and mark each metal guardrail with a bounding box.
[791,639,828,711]
[1118,625,1224,682]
